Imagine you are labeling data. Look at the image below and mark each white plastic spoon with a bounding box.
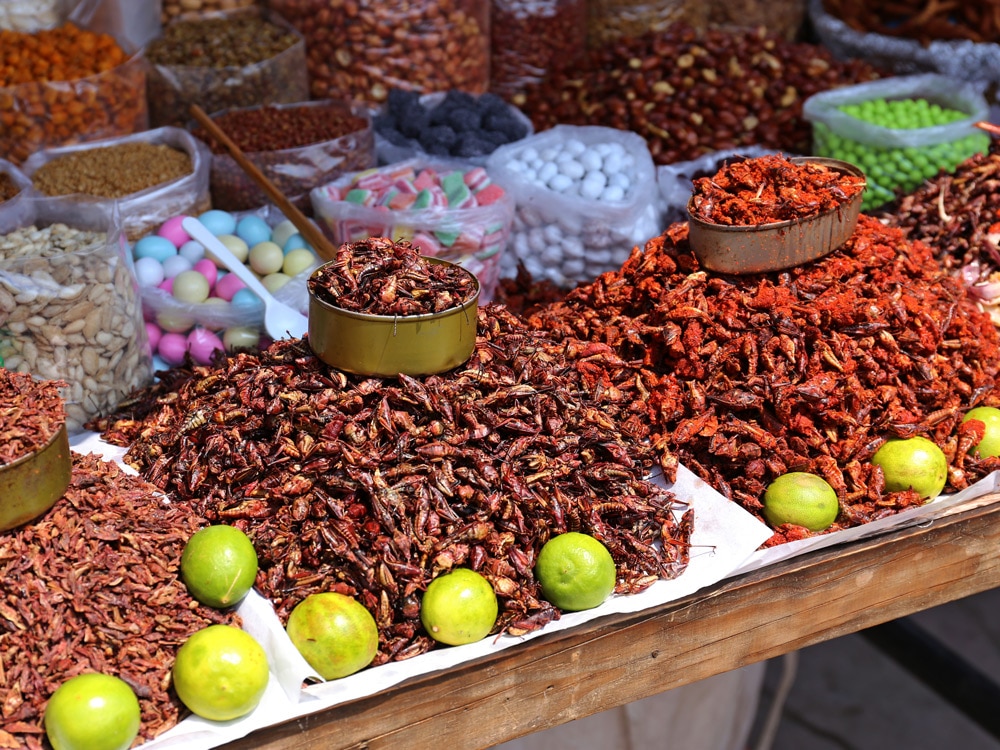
[182,216,309,341]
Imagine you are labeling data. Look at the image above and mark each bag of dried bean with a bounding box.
[0,159,33,235]
[21,127,212,241]
[486,125,661,288]
[310,158,516,303]
[0,198,152,433]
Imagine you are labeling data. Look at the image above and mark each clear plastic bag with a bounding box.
[146,8,309,129]
[0,49,148,165]
[486,125,660,288]
[0,198,152,433]
[66,0,161,49]
[201,100,376,213]
[656,147,786,227]
[586,0,708,48]
[490,0,587,99]
[0,159,33,235]
[264,0,490,103]
[310,158,516,303]
[21,127,212,240]
[803,74,990,209]
[0,0,70,31]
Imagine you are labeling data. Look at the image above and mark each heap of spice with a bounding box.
[528,215,1000,545]
[309,237,479,315]
[0,454,239,749]
[146,15,299,68]
[689,154,866,225]
[0,369,64,465]
[30,141,193,198]
[93,305,692,659]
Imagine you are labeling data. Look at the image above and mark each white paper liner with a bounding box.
[67,431,771,748]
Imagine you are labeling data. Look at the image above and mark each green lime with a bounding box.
[172,624,269,722]
[963,406,1000,458]
[762,472,839,531]
[872,436,948,500]
[44,673,141,750]
[286,592,379,679]
[535,532,617,612]
[420,568,498,645]
[180,525,258,609]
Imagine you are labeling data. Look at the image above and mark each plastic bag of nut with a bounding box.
[264,0,490,104]
[0,25,148,165]
[656,146,786,226]
[310,158,515,303]
[145,7,309,129]
[193,100,376,213]
[162,0,258,24]
[487,125,661,288]
[490,0,587,100]
[0,159,33,236]
[20,127,212,241]
[0,198,152,433]
[586,0,708,49]
[0,0,70,31]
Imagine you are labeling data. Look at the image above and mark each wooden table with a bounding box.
[224,498,1000,750]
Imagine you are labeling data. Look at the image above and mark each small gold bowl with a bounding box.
[686,157,865,275]
[307,257,480,377]
[0,423,71,532]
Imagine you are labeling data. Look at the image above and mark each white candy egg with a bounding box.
[134,256,165,287]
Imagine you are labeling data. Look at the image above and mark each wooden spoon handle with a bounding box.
[189,103,338,262]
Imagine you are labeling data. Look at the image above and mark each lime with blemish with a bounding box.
[871,436,948,500]
[762,472,839,531]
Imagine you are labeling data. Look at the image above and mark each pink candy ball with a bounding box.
[158,278,174,294]
[187,328,225,365]
[192,258,218,289]
[158,215,191,248]
[213,271,246,302]
[157,332,189,366]
[145,322,162,352]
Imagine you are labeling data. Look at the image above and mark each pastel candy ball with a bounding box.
[262,272,291,293]
[282,247,316,278]
[231,288,262,308]
[145,321,162,351]
[236,215,272,248]
[158,215,191,247]
[162,254,194,279]
[178,240,205,264]
[270,219,298,249]
[223,326,261,352]
[249,241,285,276]
[156,310,194,333]
[157,332,189,365]
[213,234,249,265]
[187,328,225,365]
[157,278,174,294]
[214,272,246,302]
[134,235,177,263]
[282,233,309,254]
[198,209,237,236]
[172,270,211,304]
[192,258,219,288]
[134,256,165,287]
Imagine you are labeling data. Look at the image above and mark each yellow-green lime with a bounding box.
[180,525,258,609]
[871,436,948,500]
[286,592,379,679]
[963,406,1000,458]
[172,624,269,722]
[762,472,839,531]
[44,673,141,750]
[534,532,617,612]
[420,568,498,646]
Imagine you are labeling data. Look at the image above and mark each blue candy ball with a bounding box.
[198,209,238,236]
[134,235,178,263]
[231,288,262,308]
[282,233,310,254]
[236,215,272,248]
